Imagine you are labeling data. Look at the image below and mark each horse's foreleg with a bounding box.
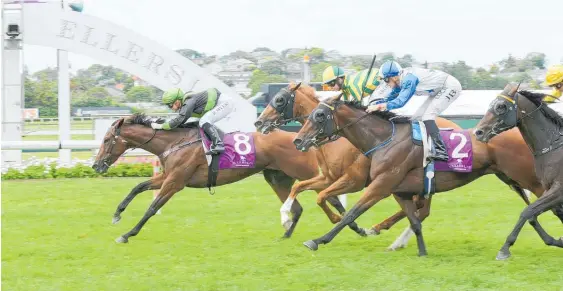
[303,173,398,251]
[314,175,367,237]
[263,169,303,238]
[112,174,164,224]
[115,174,184,244]
[279,174,327,232]
[497,188,563,260]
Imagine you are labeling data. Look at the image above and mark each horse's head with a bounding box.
[92,114,162,173]
[92,118,129,173]
[292,93,346,152]
[255,82,321,134]
[474,83,525,143]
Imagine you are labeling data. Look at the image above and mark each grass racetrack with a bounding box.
[2,175,562,291]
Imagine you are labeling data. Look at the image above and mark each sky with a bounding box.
[19,0,563,74]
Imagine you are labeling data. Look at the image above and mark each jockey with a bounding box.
[322,65,382,102]
[542,64,563,103]
[367,61,462,162]
[151,87,235,155]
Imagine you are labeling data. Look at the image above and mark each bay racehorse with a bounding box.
[291,93,561,256]
[256,82,559,251]
[474,84,563,260]
[92,113,324,243]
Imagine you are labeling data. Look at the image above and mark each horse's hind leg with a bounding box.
[395,195,427,256]
[263,169,303,238]
[115,174,184,244]
[387,196,432,251]
[112,174,164,224]
[497,189,563,260]
[552,203,563,224]
[495,173,532,205]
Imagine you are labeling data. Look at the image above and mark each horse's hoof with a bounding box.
[418,252,428,257]
[303,240,318,251]
[282,221,293,231]
[115,236,128,244]
[112,216,121,224]
[386,244,405,252]
[496,250,511,261]
[364,228,380,236]
[282,231,292,239]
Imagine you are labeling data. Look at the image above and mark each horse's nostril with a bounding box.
[254,120,263,128]
[293,138,303,146]
[475,129,484,137]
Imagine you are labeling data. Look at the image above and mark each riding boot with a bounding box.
[423,120,449,162]
[202,122,225,155]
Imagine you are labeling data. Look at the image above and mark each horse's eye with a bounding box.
[314,111,325,122]
[495,103,507,114]
[275,97,285,106]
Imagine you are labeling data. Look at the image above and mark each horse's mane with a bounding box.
[124,113,152,127]
[339,100,411,124]
[518,90,563,128]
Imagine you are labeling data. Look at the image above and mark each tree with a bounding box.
[259,59,286,75]
[122,77,135,93]
[525,52,546,69]
[500,54,518,71]
[72,87,116,107]
[25,78,58,117]
[397,54,414,67]
[32,67,58,82]
[310,62,333,82]
[125,86,154,102]
[443,61,473,89]
[247,69,288,95]
[176,49,206,59]
[253,47,273,52]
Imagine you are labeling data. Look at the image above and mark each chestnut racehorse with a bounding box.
[92,113,338,243]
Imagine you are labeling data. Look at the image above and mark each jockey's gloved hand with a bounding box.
[148,117,165,124]
[151,122,163,130]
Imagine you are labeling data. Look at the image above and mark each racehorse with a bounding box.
[291,92,560,256]
[474,83,563,260]
[92,113,324,243]
[256,82,557,251]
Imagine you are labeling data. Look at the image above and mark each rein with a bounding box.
[498,93,544,125]
[314,102,397,155]
[102,121,157,168]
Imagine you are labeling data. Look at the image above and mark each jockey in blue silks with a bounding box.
[366,61,463,162]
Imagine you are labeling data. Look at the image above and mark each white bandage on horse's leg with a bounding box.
[280,197,294,230]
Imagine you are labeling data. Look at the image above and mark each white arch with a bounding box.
[21,2,256,125]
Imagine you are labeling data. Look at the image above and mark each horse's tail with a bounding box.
[494,173,531,205]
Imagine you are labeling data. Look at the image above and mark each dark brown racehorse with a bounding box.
[474,84,563,260]
[92,113,322,243]
[291,93,560,256]
[256,82,559,251]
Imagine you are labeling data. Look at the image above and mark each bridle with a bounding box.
[491,91,544,133]
[101,119,157,168]
[264,87,310,132]
[308,101,396,155]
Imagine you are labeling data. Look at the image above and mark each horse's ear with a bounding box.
[116,117,125,128]
[291,82,302,91]
[327,92,344,104]
[507,82,520,97]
